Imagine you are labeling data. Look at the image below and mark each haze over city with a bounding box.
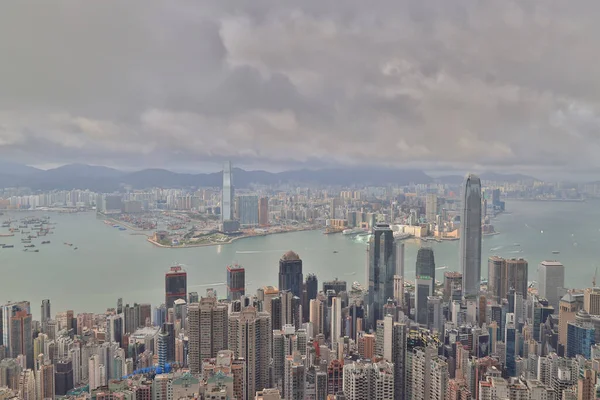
[3,2,600,400]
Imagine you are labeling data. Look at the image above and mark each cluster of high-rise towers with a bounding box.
[4,173,600,400]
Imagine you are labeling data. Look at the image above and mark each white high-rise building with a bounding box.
[228,307,271,399]
[330,297,342,352]
[425,194,438,223]
[88,354,101,391]
[17,369,35,400]
[342,360,394,400]
[395,242,405,307]
[410,346,448,400]
[187,295,228,374]
[284,352,305,400]
[459,174,482,300]
[221,161,234,222]
[537,261,565,310]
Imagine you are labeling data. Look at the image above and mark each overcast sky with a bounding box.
[1,1,600,176]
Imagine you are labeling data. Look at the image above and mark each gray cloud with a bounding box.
[1,0,600,175]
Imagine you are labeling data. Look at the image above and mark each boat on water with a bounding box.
[0,233,14,237]
[32,249,39,252]
[393,232,412,240]
[119,227,126,231]
[333,250,338,253]
[552,250,560,254]
[3,245,14,248]
[74,247,78,250]
[41,241,50,244]
[24,245,35,248]
[342,228,368,236]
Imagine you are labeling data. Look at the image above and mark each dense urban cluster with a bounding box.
[0,171,598,400]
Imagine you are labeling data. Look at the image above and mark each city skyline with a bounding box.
[4,0,600,397]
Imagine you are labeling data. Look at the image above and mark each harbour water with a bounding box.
[0,200,598,318]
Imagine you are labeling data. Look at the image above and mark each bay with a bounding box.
[0,199,598,318]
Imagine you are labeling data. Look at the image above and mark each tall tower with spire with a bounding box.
[460,174,482,300]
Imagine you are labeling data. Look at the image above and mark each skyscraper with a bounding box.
[414,247,435,325]
[187,294,228,374]
[284,352,306,400]
[584,287,600,315]
[222,161,234,222]
[17,369,35,400]
[165,265,187,309]
[505,313,517,377]
[425,194,438,223]
[459,174,482,300]
[6,307,33,369]
[228,307,271,399]
[303,274,318,322]
[416,247,435,292]
[40,300,51,332]
[382,318,407,400]
[157,325,169,369]
[279,251,303,298]
[227,265,245,301]
[443,272,462,302]
[258,197,269,226]
[55,359,74,396]
[367,224,397,327]
[487,256,506,302]
[506,258,528,299]
[237,195,259,226]
[331,297,342,352]
[409,345,448,400]
[2,302,29,355]
[566,310,595,359]
[38,361,54,400]
[396,242,405,308]
[415,276,433,326]
[342,360,395,400]
[538,261,565,310]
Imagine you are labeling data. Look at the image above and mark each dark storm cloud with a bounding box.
[1,0,600,173]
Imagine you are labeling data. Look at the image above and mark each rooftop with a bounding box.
[539,260,564,267]
[281,250,300,261]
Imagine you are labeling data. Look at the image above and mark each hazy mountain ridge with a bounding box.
[0,162,538,191]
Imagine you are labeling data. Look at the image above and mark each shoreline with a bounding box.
[102,215,149,232]
[147,226,321,249]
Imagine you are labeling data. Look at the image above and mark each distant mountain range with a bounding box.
[0,162,540,191]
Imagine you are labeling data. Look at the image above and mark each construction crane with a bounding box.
[594,267,598,288]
